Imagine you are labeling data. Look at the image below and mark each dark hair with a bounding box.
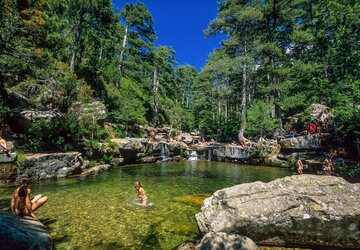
[18,177,30,199]
[135,181,142,187]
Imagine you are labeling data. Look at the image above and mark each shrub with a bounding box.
[63,144,73,151]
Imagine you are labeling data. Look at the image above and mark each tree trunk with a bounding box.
[70,8,84,71]
[238,41,247,144]
[118,24,129,76]
[218,86,222,136]
[153,67,159,113]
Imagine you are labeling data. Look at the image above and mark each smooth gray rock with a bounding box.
[6,108,63,133]
[18,152,88,180]
[0,212,52,250]
[7,92,30,109]
[279,134,321,150]
[196,175,360,249]
[308,103,332,123]
[213,146,252,160]
[196,232,259,250]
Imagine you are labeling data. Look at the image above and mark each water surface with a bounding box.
[0,161,291,249]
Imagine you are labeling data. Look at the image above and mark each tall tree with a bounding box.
[118,1,156,78]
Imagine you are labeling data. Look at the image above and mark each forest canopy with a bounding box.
[1,0,359,153]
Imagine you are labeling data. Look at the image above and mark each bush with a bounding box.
[63,144,73,151]
[16,150,26,166]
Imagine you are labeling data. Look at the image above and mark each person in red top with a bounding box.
[310,124,316,134]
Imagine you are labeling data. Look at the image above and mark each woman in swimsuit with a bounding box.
[134,181,147,206]
[11,177,48,220]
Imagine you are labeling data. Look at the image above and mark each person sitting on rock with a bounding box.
[149,131,155,141]
[0,135,8,152]
[11,177,48,220]
[296,158,304,175]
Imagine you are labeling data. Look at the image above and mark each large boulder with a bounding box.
[0,212,52,250]
[175,232,259,250]
[0,141,16,163]
[308,103,332,123]
[196,232,259,250]
[213,145,252,160]
[196,175,360,249]
[6,108,63,133]
[18,152,88,180]
[7,92,30,109]
[279,134,320,150]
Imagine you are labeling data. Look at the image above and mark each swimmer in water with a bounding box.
[134,181,147,206]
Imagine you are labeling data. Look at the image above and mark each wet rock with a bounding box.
[6,108,63,133]
[196,232,259,250]
[18,152,88,180]
[0,164,17,184]
[82,164,111,175]
[0,212,52,250]
[142,156,160,163]
[213,145,252,160]
[196,175,360,249]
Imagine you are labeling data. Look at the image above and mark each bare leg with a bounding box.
[31,195,48,212]
[31,194,43,204]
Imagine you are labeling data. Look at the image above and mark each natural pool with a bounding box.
[0,161,291,249]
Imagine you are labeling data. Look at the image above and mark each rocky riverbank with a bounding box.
[194,175,360,249]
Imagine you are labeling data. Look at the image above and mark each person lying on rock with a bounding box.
[11,177,48,220]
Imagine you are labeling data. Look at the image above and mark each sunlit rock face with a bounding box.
[279,134,321,150]
[6,108,63,133]
[0,212,52,250]
[213,145,252,160]
[196,175,360,249]
[18,152,88,180]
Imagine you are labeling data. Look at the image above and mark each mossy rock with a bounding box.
[172,194,211,206]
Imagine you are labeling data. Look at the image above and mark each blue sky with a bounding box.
[112,0,225,71]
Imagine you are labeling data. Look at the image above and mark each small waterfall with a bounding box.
[207,149,213,161]
[160,143,170,161]
[188,150,198,161]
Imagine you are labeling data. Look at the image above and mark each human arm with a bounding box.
[11,191,15,214]
[26,189,37,219]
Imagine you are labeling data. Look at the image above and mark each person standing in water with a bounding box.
[134,181,147,206]
[296,158,304,175]
[11,177,48,220]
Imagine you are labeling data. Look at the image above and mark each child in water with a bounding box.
[134,182,147,206]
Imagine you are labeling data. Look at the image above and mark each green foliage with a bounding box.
[63,144,73,152]
[26,118,55,151]
[112,124,125,138]
[16,150,27,166]
[89,160,96,168]
[245,101,279,138]
[103,154,114,164]
[84,140,100,149]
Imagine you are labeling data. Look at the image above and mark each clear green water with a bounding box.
[0,161,291,249]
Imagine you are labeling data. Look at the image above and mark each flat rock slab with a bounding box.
[196,175,360,249]
[19,152,87,180]
[0,212,52,250]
